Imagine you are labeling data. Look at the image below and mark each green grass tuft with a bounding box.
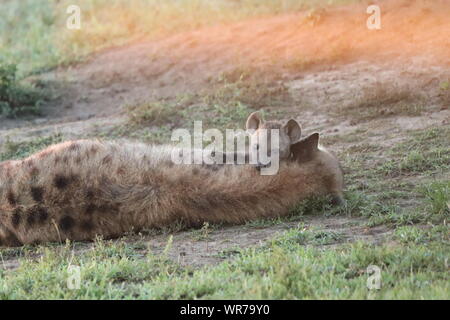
[0,63,45,117]
[0,134,63,161]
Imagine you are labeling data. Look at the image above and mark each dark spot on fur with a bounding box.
[59,216,75,231]
[117,166,126,175]
[63,155,70,163]
[3,231,22,247]
[102,155,112,165]
[6,190,16,206]
[29,166,39,176]
[36,207,49,223]
[86,189,95,200]
[90,145,99,155]
[53,174,72,190]
[54,156,61,164]
[85,203,96,215]
[68,143,80,152]
[201,163,217,171]
[27,212,36,227]
[31,186,44,202]
[98,204,119,215]
[11,208,22,228]
[141,174,152,184]
[166,161,174,168]
[26,206,49,226]
[192,168,199,175]
[80,220,94,232]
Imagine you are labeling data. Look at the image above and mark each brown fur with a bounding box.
[0,136,343,247]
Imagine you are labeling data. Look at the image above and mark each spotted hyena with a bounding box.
[0,131,343,247]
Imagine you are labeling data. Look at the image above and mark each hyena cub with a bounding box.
[208,111,302,168]
[245,111,302,167]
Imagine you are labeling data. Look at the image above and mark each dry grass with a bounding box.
[438,80,450,108]
[205,67,292,109]
[337,82,425,122]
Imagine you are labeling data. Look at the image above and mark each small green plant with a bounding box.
[420,181,450,216]
[440,81,450,91]
[274,225,345,247]
[289,195,334,216]
[0,63,44,117]
[379,148,449,177]
[191,222,213,241]
[393,225,449,244]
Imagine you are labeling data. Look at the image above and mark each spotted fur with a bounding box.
[0,137,343,247]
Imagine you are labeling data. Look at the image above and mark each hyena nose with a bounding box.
[331,195,346,207]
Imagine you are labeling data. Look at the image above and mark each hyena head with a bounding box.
[291,132,345,206]
[246,112,302,165]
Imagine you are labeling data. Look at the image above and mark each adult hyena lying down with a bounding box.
[0,133,343,247]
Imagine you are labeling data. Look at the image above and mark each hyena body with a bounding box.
[0,134,343,247]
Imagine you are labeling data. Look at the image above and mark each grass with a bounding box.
[0,133,63,161]
[378,149,449,177]
[274,226,345,246]
[378,127,450,177]
[123,70,290,143]
[1,120,449,300]
[392,225,449,245]
[190,223,214,241]
[205,68,292,109]
[124,98,255,144]
[335,166,449,227]
[336,82,426,122]
[127,101,184,127]
[438,80,450,107]
[331,126,450,228]
[0,232,448,299]
[123,65,295,144]
[0,63,46,117]
[420,181,450,216]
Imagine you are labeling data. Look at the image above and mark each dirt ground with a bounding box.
[0,0,449,270]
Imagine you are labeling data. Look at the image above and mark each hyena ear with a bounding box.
[283,119,302,142]
[290,133,319,162]
[246,112,263,130]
